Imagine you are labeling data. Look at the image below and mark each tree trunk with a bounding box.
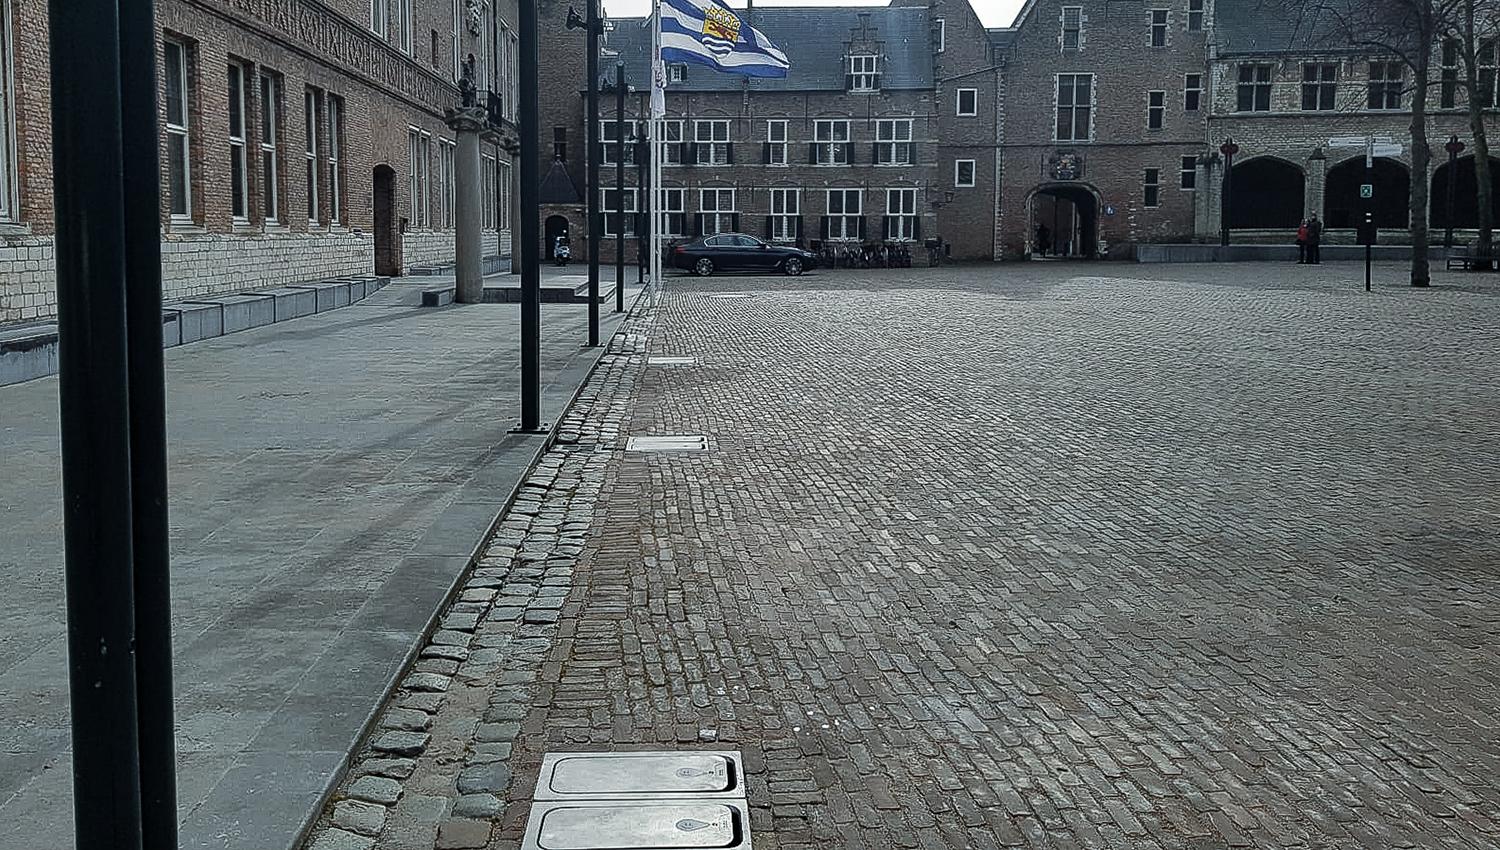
[1411,47,1433,287]
[1468,0,1495,264]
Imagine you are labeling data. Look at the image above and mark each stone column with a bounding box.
[1306,148,1327,220]
[445,105,487,303]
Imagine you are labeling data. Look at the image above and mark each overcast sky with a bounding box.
[602,0,1026,29]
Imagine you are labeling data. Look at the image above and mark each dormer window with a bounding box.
[668,63,687,83]
[847,54,880,92]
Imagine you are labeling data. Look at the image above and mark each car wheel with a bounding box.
[694,258,714,277]
[784,257,804,276]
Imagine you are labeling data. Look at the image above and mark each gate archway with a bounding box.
[1431,156,1500,230]
[1229,157,1305,229]
[1027,184,1099,258]
[1326,157,1409,229]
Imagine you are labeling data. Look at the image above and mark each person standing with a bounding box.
[1306,214,1323,264]
[1036,223,1052,258]
[1296,220,1309,264]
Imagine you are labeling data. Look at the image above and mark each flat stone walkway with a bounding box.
[0,279,634,850]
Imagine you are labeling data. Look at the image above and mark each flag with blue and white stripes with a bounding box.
[659,0,790,78]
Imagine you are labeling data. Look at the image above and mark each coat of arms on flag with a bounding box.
[700,5,741,56]
[659,0,790,78]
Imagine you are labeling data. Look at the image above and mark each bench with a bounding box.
[1446,246,1500,271]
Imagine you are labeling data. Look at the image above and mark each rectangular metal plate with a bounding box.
[536,752,742,801]
[707,294,753,300]
[625,436,708,452]
[521,800,751,850]
[647,357,698,367]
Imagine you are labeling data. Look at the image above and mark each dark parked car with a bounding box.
[669,233,818,276]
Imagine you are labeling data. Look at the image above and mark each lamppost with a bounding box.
[1219,137,1239,248]
[603,63,630,312]
[1446,134,1466,250]
[565,2,601,346]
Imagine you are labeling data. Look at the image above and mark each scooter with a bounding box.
[553,238,571,267]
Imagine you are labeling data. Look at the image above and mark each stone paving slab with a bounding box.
[0,282,636,850]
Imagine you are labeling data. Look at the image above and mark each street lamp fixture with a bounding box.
[1219,137,1239,248]
[1445,134,1466,250]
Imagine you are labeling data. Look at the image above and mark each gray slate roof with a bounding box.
[1215,0,1381,56]
[603,5,934,92]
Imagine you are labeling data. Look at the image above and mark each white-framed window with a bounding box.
[451,0,461,81]
[602,187,637,237]
[936,18,946,53]
[1147,90,1165,130]
[1180,155,1197,190]
[1480,39,1498,107]
[1442,39,1461,108]
[498,160,511,231]
[694,119,730,165]
[371,0,388,36]
[1061,6,1082,50]
[1369,61,1404,110]
[0,0,14,223]
[1237,63,1273,112]
[1187,0,1204,32]
[668,63,687,83]
[507,31,519,119]
[304,88,320,224]
[886,188,917,241]
[1185,73,1203,111]
[848,54,879,92]
[227,63,250,223]
[328,95,343,224]
[769,188,799,241]
[663,120,684,165]
[260,73,280,223]
[397,0,414,54]
[164,40,192,223]
[661,187,685,236]
[825,188,861,240]
[698,187,736,235]
[481,153,496,230]
[874,119,912,166]
[1055,74,1093,142]
[766,119,788,165]
[602,119,637,165]
[814,119,850,165]
[1302,63,1338,111]
[957,88,977,116]
[1144,168,1161,207]
[1149,9,1168,48]
[954,159,976,188]
[408,127,431,227]
[437,138,455,229]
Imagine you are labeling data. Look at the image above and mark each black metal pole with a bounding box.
[1366,154,1374,292]
[1220,151,1233,248]
[120,0,178,845]
[519,0,542,429]
[586,0,600,346]
[637,105,648,285]
[1447,147,1459,250]
[615,62,626,312]
[50,3,145,848]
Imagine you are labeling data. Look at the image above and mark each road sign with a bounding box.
[1360,184,1374,199]
[1371,143,1404,158]
[1328,135,1395,148]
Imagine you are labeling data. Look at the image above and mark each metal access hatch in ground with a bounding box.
[536,751,742,801]
[521,800,752,850]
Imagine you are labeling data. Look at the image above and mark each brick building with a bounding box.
[1204,3,1497,243]
[0,0,520,326]
[538,0,1005,263]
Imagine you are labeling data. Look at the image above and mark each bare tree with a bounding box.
[1290,0,1465,286]
[1448,0,1500,265]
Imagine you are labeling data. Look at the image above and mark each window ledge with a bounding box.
[0,222,31,238]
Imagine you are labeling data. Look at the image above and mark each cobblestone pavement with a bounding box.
[305,263,1500,850]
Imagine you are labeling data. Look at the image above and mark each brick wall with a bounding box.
[0,0,518,326]
[997,0,1211,258]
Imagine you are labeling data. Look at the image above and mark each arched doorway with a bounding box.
[1028,184,1099,258]
[373,165,400,276]
[1431,156,1500,229]
[1229,158,1305,229]
[1326,157,1409,229]
[545,215,570,259]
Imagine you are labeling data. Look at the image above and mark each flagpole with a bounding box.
[651,0,664,296]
